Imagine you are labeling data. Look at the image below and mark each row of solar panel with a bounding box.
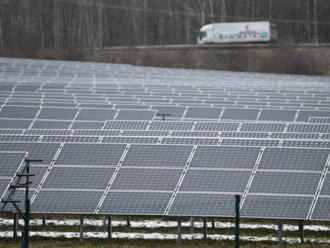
[1,105,330,121]
[1,135,330,148]
[3,87,329,95]
[1,129,329,139]
[2,94,329,103]
[2,119,330,134]
[3,165,329,195]
[2,188,329,220]
[2,97,330,110]
[0,143,328,171]
[1,82,330,95]
[1,78,329,94]
[0,151,329,220]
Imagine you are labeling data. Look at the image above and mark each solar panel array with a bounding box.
[0,57,330,220]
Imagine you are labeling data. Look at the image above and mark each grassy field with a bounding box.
[1,238,330,248]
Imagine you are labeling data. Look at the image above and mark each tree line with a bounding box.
[0,0,329,52]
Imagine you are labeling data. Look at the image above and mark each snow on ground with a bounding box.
[1,218,329,232]
[0,231,330,244]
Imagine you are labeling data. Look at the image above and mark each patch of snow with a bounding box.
[1,218,329,232]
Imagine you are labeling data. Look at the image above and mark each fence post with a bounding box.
[80,216,84,244]
[299,221,304,243]
[278,221,283,246]
[13,213,18,238]
[107,216,112,239]
[190,217,194,232]
[235,195,240,248]
[177,219,182,245]
[203,217,207,240]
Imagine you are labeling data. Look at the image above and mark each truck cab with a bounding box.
[197,24,214,44]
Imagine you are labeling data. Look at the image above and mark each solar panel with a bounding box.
[104,121,148,130]
[0,119,31,129]
[32,190,103,213]
[220,132,268,138]
[0,179,11,198]
[319,173,330,195]
[122,130,169,136]
[1,190,34,211]
[180,170,251,193]
[258,148,329,171]
[171,131,218,137]
[0,152,26,176]
[112,168,182,191]
[116,110,155,120]
[43,167,115,189]
[241,195,313,219]
[56,143,126,166]
[99,192,172,215]
[38,107,78,120]
[282,140,330,148]
[151,106,185,118]
[32,120,71,129]
[122,144,192,167]
[161,137,219,145]
[76,109,116,121]
[250,171,321,194]
[149,121,193,131]
[0,106,39,119]
[168,193,234,217]
[221,139,279,147]
[28,166,49,188]
[311,197,330,220]
[102,136,158,144]
[0,135,39,142]
[42,136,99,143]
[0,129,23,134]
[271,132,319,139]
[0,143,59,164]
[71,121,103,129]
[184,107,222,119]
[297,110,330,122]
[195,122,239,131]
[222,108,259,120]
[258,109,296,121]
[73,130,120,136]
[309,117,330,124]
[25,129,71,135]
[190,146,260,169]
[288,124,330,133]
[241,123,285,132]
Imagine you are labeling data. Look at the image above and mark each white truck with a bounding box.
[197,21,277,44]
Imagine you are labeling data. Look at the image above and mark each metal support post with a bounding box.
[235,195,240,248]
[211,218,215,229]
[190,217,194,232]
[203,217,207,240]
[80,216,84,244]
[107,216,112,239]
[127,216,131,227]
[278,221,283,246]
[299,221,304,243]
[42,215,46,226]
[3,158,41,248]
[23,160,31,248]
[177,219,182,245]
[102,215,106,230]
[13,213,18,238]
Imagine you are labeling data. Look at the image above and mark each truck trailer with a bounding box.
[197,21,277,44]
